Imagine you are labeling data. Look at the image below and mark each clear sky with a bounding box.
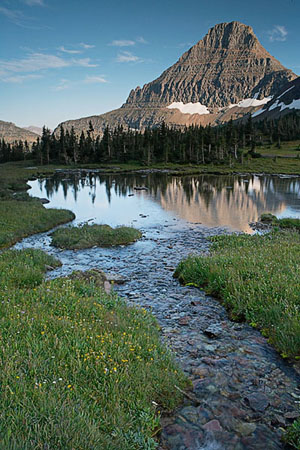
[1,0,299,129]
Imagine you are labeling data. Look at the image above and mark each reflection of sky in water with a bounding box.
[28,174,300,233]
[29,178,179,229]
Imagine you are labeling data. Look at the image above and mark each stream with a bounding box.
[15,171,300,450]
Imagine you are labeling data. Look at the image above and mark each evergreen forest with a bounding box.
[1,113,300,165]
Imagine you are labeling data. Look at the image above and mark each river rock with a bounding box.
[104,281,111,294]
[203,419,223,432]
[104,273,129,284]
[178,316,191,326]
[35,197,50,204]
[235,422,256,436]
[204,323,223,338]
[244,393,269,412]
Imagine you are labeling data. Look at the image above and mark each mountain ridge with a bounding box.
[0,120,40,144]
[125,21,295,110]
[55,22,297,135]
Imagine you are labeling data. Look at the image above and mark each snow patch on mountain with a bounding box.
[167,102,210,115]
[269,98,300,112]
[252,108,264,117]
[253,96,300,118]
[229,97,272,109]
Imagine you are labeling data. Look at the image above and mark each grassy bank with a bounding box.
[260,214,300,231]
[174,231,300,358]
[0,161,75,248]
[0,248,187,449]
[51,224,142,249]
[1,152,300,193]
[0,200,75,249]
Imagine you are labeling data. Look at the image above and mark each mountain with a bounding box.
[0,121,39,144]
[56,21,297,135]
[24,126,44,136]
[252,77,300,121]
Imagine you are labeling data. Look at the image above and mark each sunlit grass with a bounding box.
[0,248,187,449]
[175,231,300,358]
[260,214,300,231]
[0,200,75,248]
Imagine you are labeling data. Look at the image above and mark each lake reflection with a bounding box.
[28,172,300,233]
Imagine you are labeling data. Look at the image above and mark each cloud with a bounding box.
[109,37,148,47]
[23,0,45,6]
[0,6,26,25]
[0,52,99,83]
[84,75,107,84]
[109,40,135,47]
[1,74,42,83]
[53,75,107,91]
[80,43,95,49]
[58,46,82,54]
[72,58,98,67]
[136,36,148,44]
[54,79,70,91]
[0,5,49,29]
[268,25,288,42]
[0,53,69,74]
[116,51,141,63]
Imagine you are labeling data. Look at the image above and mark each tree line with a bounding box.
[0,112,299,165]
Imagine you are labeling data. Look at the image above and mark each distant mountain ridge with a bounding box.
[56,21,297,136]
[0,121,39,144]
[24,126,44,136]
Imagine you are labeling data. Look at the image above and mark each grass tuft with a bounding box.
[261,214,300,231]
[284,418,300,449]
[0,248,61,288]
[0,200,75,248]
[51,224,142,249]
[174,231,300,358]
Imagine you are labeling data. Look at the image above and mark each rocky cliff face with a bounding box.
[56,21,297,135]
[0,121,39,144]
[125,22,295,110]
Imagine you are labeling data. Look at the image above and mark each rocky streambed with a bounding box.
[15,223,300,450]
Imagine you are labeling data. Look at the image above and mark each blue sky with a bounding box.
[1,0,299,129]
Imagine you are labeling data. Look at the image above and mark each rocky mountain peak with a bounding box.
[200,21,257,50]
[125,21,295,109]
[56,22,297,136]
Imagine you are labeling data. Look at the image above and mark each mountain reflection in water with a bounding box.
[29,172,300,233]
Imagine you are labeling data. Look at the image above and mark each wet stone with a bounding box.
[104,272,129,284]
[235,422,257,436]
[178,316,191,326]
[204,323,223,338]
[179,406,199,424]
[244,393,270,412]
[203,419,223,432]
